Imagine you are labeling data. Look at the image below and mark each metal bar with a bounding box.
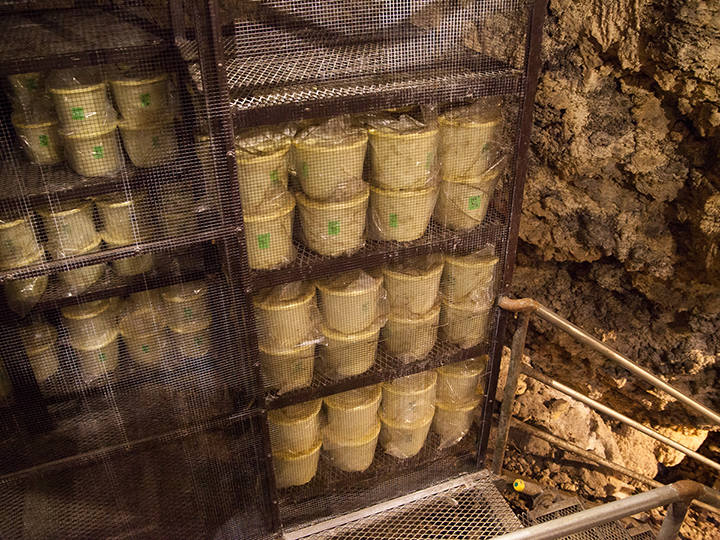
[490,482,702,540]
[657,501,690,540]
[477,0,549,471]
[498,296,720,427]
[491,311,530,475]
[522,365,720,472]
[511,419,720,515]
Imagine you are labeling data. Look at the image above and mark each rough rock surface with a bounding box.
[513,0,720,442]
[501,0,720,535]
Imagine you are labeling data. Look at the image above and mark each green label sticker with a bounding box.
[152,136,160,148]
[469,195,482,210]
[27,78,37,90]
[257,233,270,250]
[140,93,151,107]
[301,162,309,179]
[142,344,150,353]
[195,337,203,346]
[482,142,490,152]
[389,213,398,228]
[38,134,49,147]
[328,220,340,236]
[183,307,194,319]
[92,145,104,159]
[270,169,280,185]
[71,107,84,120]
[426,151,433,171]
[98,352,106,362]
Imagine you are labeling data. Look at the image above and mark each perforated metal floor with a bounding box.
[286,471,522,540]
[525,498,638,540]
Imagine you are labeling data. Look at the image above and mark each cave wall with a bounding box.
[512,0,720,430]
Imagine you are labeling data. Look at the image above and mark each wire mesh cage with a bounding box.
[0,0,544,537]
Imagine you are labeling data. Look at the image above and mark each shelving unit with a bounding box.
[0,0,547,538]
[0,6,262,535]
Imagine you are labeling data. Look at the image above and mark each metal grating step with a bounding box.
[285,471,523,540]
[524,497,651,540]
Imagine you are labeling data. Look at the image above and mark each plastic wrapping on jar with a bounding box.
[323,385,381,439]
[119,113,178,168]
[363,110,439,190]
[19,321,60,385]
[108,65,174,123]
[382,303,441,363]
[273,440,322,489]
[47,67,117,134]
[252,281,321,350]
[318,320,381,379]
[293,116,368,202]
[381,371,437,424]
[436,357,486,406]
[11,106,64,166]
[433,165,502,231]
[61,296,121,350]
[7,72,50,112]
[60,124,124,178]
[235,125,293,214]
[382,253,444,317]
[4,251,47,317]
[244,190,296,270]
[0,212,43,270]
[316,269,387,335]
[433,398,480,450]
[441,246,498,305]
[367,183,438,242]
[439,300,492,349]
[71,328,120,384]
[323,419,380,472]
[118,306,169,368]
[95,190,153,244]
[379,408,433,459]
[160,280,211,333]
[295,183,369,257]
[51,234,106,296]
[438,97,503,180]
[267,399,323,454]
[36,198,97,258]
[260,340,315,394]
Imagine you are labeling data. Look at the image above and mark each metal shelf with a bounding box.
[0,8,167,76]
[229,64,523,127]
[248,217,506,293]
[265,337,491,411]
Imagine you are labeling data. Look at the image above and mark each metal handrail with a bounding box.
[491,295,720,536]
[492,296,720,475]
[491,480,720,540]
[497,296,720,426]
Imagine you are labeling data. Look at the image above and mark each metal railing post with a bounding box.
[657,500,691,540]
[491,309,530,475]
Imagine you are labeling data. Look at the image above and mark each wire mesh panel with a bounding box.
[524,498,636,540]
[287,470,523,540]
[0,1,273,539]
[0,415,270,540]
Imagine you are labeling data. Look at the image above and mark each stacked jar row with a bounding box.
[269,360,485,488]
[0,186,201,315]
[6,66,178,174]
[237,100,504,270]
[0,280,212,395]
[253,250,498,394]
